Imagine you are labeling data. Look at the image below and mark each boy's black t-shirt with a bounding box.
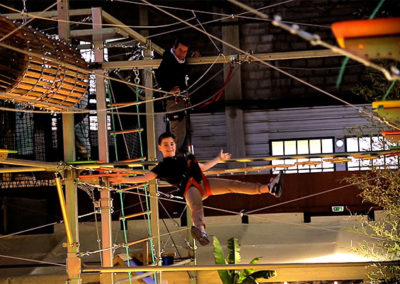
[151,154,203,195]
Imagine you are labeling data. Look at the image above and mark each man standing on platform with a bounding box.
[156,37,199,155]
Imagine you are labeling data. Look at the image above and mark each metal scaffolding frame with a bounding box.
[1,1,392,283]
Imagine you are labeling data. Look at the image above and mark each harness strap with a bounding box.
[183,157,212,198]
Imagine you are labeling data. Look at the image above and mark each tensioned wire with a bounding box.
[0,211,97,239]
[0,1,377,121]
[73,177,385,258]
[0,3,196,30]
[0,0,394,132]
[0,46,225,116]
[134,84,159,279]
[0,254,66,267]
[0,40,179,112]
[0,1,58,42]
[121,181,384,240]
[116,0,331,38]
[143,2,329,40]
[139,0,400,131]
[87,187,103,265]
[0,0,328,39]
[0,0,223,103]
[0,27,223,115]
[157,201,189,276]
[0,0,394,260]
[108,81,132,160]
[0,173,381,261]
[0,197,155,240]
[0,1,396,132]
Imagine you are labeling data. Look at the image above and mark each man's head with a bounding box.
[157,132,176,158]
[172,38,189,61]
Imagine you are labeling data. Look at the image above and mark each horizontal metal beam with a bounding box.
[102,49,338,70]
[70,28,128,39]
[2,8,92,19]
[0,167,47,173]
[101,10,164,56]
[83,261,391,273]
[0,158,61,171]
[75,149,399,169]
[2,8,164,55]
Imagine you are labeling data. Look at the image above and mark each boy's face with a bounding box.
[157,137,176,158]
[173,43,188,61]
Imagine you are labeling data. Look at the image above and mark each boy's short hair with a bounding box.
[158,132,176,145]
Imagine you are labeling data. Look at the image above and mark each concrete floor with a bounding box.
[0,212,381,282]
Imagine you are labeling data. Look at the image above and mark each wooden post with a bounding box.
[143,43,162,283]
[222,15,246,168]
[92,7,114,284]
[57,1,81,283]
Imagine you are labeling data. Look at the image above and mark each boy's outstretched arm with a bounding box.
[109,171,157,185]
[199,149,231,172]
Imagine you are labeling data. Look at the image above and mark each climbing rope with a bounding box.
[197,63,235,109]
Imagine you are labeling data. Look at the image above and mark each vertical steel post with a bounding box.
[186,210,197,283]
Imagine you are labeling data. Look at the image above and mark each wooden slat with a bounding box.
[119,210,151,221]
[110,128,143,135]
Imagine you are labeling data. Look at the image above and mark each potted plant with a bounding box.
[213,236,276,284]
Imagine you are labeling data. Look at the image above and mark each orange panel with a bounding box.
[332,18,400,47]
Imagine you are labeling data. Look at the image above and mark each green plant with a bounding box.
[213,236,275,284]
[346,168,400,283]
[351,60,400,102]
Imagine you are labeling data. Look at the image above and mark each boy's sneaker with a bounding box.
[191,226,210,246]
[268,171,283,198]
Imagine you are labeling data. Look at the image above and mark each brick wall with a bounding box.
[137,0,398,109]
[237,0,399,108]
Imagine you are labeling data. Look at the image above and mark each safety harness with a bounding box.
[183,155,212,198]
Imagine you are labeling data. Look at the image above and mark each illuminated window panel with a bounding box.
[271,141,284,156]
[322,139,333,153]
[270,138,334,174]
[284,140,297,155]
[346,138,359,152]
[309,139,321,154]
[297,140,309,154]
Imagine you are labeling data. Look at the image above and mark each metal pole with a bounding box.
[186,209,197,284]
[55,177,73,245]
[83,261,394,273]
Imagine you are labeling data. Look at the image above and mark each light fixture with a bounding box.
[336,139,344,148]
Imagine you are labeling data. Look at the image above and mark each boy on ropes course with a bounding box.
[155,37,200,155]
[109,132,284,246]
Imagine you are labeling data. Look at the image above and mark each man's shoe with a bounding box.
[268,171,283,198]
[191,226,210,246]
